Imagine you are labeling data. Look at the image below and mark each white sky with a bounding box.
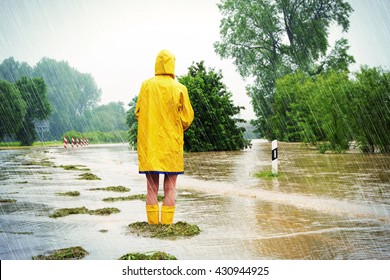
[1,0,389,120]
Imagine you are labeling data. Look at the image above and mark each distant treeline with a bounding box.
[63,130,128,144]
[0,57,127,143]
[271,67,390,153]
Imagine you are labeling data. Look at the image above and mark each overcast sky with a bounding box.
[1,0,389,120]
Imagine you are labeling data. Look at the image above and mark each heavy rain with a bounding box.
[0,0,389,271]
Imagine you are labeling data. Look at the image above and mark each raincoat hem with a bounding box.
[139,171,184,175]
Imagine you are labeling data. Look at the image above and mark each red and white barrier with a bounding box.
[64,136,89,148]
[64,136,68,148]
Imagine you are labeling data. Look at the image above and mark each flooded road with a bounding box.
[0,140,389,259]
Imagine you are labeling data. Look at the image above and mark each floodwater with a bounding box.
[0,139,389,260]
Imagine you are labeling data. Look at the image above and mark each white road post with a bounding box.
[272,140,278,175]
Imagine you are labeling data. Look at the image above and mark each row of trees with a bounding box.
[0,57,127,144]
[127,61,251,152]
[62,130,128,144]
[272,67,390,153]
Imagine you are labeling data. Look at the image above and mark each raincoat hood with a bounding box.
[155,49,175,76]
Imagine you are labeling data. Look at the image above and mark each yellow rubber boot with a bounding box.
[161,205,175,225]
[146,204,159,224]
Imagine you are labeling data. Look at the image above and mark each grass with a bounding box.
[32,246,88,260]
[0,142,21,147]
[78,173,101,180]
[23,160,54,167]
[49,206,120,218]
[49,206,88,218]
[89,186,130,192]
[0,199,17,203]
[90,207,120,215]
[56,165,90,171]
[32,141,61,147]
[0,141,62,148]
[128,221,201,239]
[0,142,29,150]
[103,194,163,202]
[254,170,280,178]
[0,230,33,235]
[118,251,177,260]
[55,191,80,197]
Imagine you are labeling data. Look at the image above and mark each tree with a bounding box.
[126,96,138,147]
[271,71,317,142]
[0,80,26,139]
[0,57,33,83]
[273,70,354,151]
[33,58,102,139]
[84,101,127,132]
[311,71,353,151]
[179,61,250,152]
[214,0,354,139]
[1,57,103,139]
[15,77,51,145]
[351,67,390,153]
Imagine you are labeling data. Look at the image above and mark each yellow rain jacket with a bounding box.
[135,50,194,174]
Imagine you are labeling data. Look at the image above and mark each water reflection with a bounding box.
[253,201,389,259]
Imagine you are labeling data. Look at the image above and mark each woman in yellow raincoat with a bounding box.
[135,50,194,225]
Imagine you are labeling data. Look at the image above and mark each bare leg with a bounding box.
[163,174,177,206]
[146,173,159,205]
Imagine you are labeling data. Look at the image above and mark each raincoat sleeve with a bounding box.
[179,85,194,131]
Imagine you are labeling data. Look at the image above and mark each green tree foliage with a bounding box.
[351,67,390,153]
[179,61,250,152]
[214,0,354,139]
[272,67,390,153]
[62,130,127,144]
[271,71,314,143]
[126,96,138,147]
[14,77,52,145]
[0,80,27,139]
[33,58,102,138]
[0,57,33,83]
[273,71,352,151]
[83,101,127,132]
